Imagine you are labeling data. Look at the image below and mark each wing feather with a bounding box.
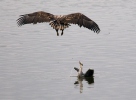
[17,11,55,26]
[61,13,100,33]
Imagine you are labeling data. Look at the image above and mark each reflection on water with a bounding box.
[74,77,94,93]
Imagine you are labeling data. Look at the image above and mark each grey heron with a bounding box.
[74,61,94,78]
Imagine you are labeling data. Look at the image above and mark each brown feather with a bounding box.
[17,11,55,26]
[61,13,100,33]
[17,11,100,34]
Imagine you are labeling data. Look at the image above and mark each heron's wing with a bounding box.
[17,11,55,26]
[61,13,100,33]
[74,67,79,72]
[84,69,94,77]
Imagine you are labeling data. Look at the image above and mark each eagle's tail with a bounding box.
[49,21,70,30]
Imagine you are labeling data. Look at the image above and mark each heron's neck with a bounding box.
[78,65,83,75]
[79,65,82,71]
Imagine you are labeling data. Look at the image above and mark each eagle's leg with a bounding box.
[55,29,59,36]
[61,29,64,36]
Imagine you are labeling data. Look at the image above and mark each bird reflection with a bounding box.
[74,76,94,93]
[73,61,94,93]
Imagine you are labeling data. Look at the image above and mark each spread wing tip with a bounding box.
[92,23,100,34]
[16,16,25,26]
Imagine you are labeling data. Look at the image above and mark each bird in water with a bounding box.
[74,61,94,78]
[17,11,100,36]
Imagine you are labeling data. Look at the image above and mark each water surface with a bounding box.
[0,0,136,100]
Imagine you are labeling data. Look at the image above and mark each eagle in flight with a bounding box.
[17,11,100,36]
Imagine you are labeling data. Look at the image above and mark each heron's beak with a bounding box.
[79,61,83,66]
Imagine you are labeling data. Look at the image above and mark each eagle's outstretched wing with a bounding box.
[17,11,55,26]
[61,13,100,33]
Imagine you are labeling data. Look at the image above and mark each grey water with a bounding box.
[0,0,136,100]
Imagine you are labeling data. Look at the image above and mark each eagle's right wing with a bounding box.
[17,11,55,26]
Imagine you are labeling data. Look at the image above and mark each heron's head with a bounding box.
[79,61,83,68]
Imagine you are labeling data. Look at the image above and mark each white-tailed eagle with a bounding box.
[17,11,100,36]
